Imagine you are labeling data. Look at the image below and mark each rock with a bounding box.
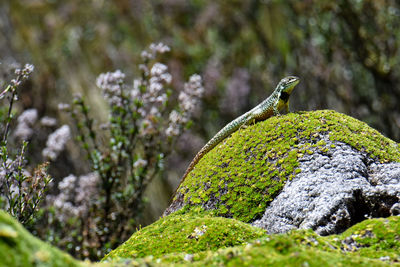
[252,136,400,235]
[165,110,400,236]
[104,110,400,266]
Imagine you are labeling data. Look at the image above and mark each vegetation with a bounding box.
[103,212,400,266]
[1,209,399,266]
[0,46,204,259]
[0,64,52,227]
[0,0,400,262]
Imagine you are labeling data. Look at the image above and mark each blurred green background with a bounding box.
[1,0,400,231]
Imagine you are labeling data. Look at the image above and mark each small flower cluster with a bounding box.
[135,62,172,135]
[11,64,34,87]
[14,109,38,140]
[58,103,71,111]
[120,43,172,136]
[42,125,71,160]
[166,74,204,137]
[133,62,171,106]
[133,158,147,169]
[49,172,100,220]
[140,42,170,61]
[52,174,77,218]
[40,116,57,127]
[14,110,58,140]
[0,63,34,100]
[96,70,126,106]
[75,172,100,208]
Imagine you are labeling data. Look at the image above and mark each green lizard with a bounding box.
[176,76,300,192]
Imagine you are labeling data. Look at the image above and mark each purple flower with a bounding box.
[14,109,38,140]
[42,125,71,160]
[96,70,126,106]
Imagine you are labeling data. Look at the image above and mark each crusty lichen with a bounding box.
[173,110,400,222]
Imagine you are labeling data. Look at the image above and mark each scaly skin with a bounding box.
[176,76,300,193]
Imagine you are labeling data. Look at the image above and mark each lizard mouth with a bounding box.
[283,76,300,94]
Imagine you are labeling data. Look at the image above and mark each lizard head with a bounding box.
[277,76,300,95]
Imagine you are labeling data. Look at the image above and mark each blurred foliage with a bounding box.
[3,0,399,137]
[1,0,400,259]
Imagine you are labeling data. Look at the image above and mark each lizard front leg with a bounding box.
[273,104,281,116]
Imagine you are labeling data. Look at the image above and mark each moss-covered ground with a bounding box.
[102,211,266,261]
[174,110,400,222]
[104,213,400,266]
[1,208,399,266]
[0,210,81,267]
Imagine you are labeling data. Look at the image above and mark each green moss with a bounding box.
[174,110,400,222]
[105,216,400,266]
[0,210,80,267]
[102,211,266,262]
[332,216,400,260]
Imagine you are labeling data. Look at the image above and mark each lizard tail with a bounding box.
[170,146,208,197]
[173,113,250,196]
[181,149,205,181]
[174,125,243,197]
[177,141,213,190]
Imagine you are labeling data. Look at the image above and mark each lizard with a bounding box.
[175,76,300,195]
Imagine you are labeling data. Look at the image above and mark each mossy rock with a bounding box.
[102,211,266,262]
[104,214,400,266]
[167,110,400,222]
[2,197,397,266]
[0,210,80,267]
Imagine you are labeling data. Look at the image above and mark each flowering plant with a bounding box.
[0,43,204,259]
[0,64,52,227]
[50,43,204,259]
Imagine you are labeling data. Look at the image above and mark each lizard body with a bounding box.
[176,76,300,192]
